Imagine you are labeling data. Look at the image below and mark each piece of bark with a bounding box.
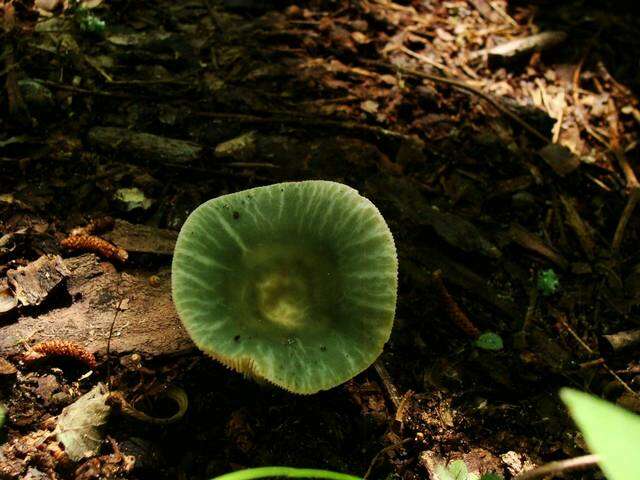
[538,143,581,176]
[486,31,567,64]
[0,255,193,357]
[600,329,640,354]
[559,194,596,259]
[103,219,177,255]
[7,254,69,307]
[422,208,502,258]
[507,224,569,270]
[87,126,203,165]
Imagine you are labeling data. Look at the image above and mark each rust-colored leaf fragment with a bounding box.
[61,235,128,263]
[24,340,97,370]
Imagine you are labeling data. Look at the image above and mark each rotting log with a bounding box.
[87,126,203,165]
[103,219,177,256]
[0,253,193,358]
[7,254,69,307]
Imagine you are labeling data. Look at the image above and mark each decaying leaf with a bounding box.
[54,383,111,461]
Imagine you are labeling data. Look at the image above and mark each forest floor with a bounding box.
[1,0,640,479]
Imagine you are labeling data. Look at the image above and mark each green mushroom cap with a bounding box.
[171,181,398,394]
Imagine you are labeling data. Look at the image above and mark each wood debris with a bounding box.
[7,254,70,307]
[485,31,567,64]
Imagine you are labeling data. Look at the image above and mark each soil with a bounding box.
[1,0,640,479]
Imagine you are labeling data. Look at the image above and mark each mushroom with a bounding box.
[171,181,397,394]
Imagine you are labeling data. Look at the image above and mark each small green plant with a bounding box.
[0,405,5,429]
[474,332,503,351]
[537,269,559,296]
[209,467,362,480]
[436,459,502,480]
[561,388,640,480]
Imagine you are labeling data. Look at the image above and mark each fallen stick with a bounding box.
[365,60,549,143]
[515,454,599,480]
[88,126,203,165]
[192,110,412,141]
[485,31,567,63]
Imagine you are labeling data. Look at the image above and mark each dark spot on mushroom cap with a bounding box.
[171,180,398,394]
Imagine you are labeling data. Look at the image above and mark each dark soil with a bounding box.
[1,0,640,479]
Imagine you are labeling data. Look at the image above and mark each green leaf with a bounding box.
[436,465,456,480]
[0,405,5,429]
[474,332,503,351]
[209,467,362,480]
[537,269,559,296]
[479,474,502,480]
[560,388,640,480]
[448,460,468,480]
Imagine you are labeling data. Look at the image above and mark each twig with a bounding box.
[373,359,401,411]
[106,291,125,388]
[399,45,462,78]
[515,454,600,480]
[363,438,412,480]
[612,188,640,251]
[226,162,279,169]
[192,111,411,141]
[3,3,30,125]
[553,310,640,398]
[38,79,145,99]
[609,98,640,251]
[364,60,549,143]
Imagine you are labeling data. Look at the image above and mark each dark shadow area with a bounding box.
[1,0,639,478]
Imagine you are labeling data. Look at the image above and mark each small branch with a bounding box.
[373,359,401,410]
[363,438,412,480]
[192,111,411,141]
[364,60,549,143]
[515,454,600,480]
[612,187,640,251]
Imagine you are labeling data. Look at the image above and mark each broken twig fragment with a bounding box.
[7,254,69,307]
[485,31,567,64]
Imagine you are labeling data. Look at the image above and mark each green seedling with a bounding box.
[75,8,106,35]
[437,460,502,480]
[474,332,503,351]
[172,181,398,394]
[0,405,5,429]
[537,269,559,296]
[561,388,640,480]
